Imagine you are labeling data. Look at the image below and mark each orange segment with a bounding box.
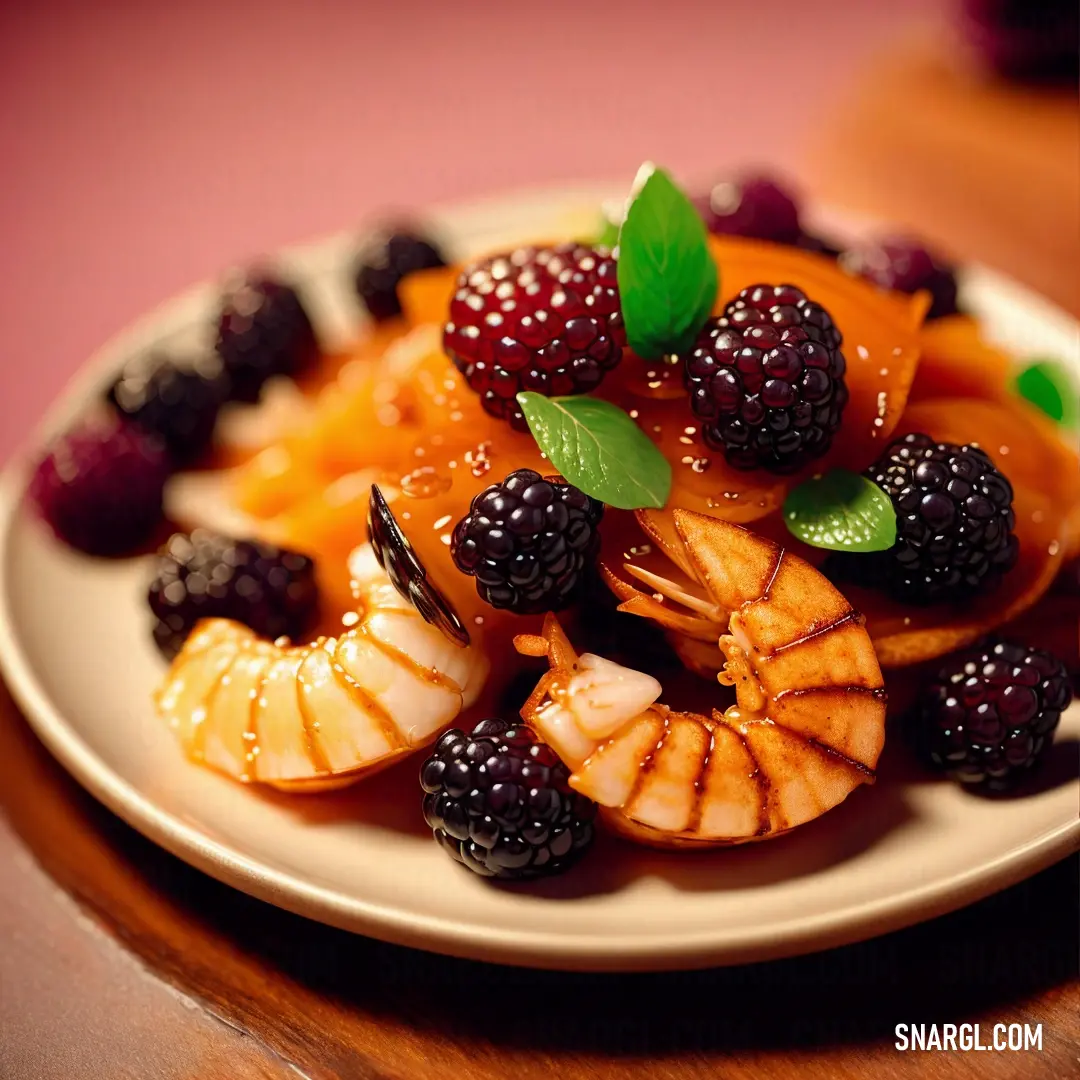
[909,315,1014,404]
[399,265,459,328]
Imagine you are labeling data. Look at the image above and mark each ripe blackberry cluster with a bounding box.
[831,433,1018,605]
[910,641,1072,789]
[147,529,318,659]
[450,469,604,614]
[354,227,447,321]
[681,283,848,473]
[29,414,169,556]
[842,238,959,320]
[108,353,229,464]
[694,175,802,245]
[420,718,597,879]
[215,274,317,401]
[444,244,625,431]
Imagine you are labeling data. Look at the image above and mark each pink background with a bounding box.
[0,0,939,463]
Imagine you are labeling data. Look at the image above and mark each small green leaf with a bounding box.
[517,392,671,510]
[616,166,718,360]
[783,469,897,553]
[1015,359,1079,428]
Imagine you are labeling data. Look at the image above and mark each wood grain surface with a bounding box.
[1,679,1077,1080]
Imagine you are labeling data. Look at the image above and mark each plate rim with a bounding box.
[1,183,1078,971]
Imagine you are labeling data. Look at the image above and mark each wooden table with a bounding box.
[1,679,1077,1080]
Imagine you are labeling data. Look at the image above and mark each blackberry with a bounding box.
[841,238,959,320]
[107,353,229,464]
[29,414,169,556]
[961,0,1079,82]
[420,717,597,879]
[444,244,625,431]
[831,433,1019,606]
[148,529,318,659]
[450,469,603,615]
[215,273,318,402]
[681,283,848,473]
[694,175,802,245]
[354,227,447,321]
[910,641,1072,790]
[795,231,843,258]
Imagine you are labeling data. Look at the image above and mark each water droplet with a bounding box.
[879,368,889,377]
[652,592,665,603]
[474,616,485,626]
[433,514,453,530]
[629,409,640,420]
[449,411,463,422]
[683,425,698,436]
[999,445,1010,456]
[401,465,452,499]
[857,345,870,361]
[1049,540,1061,556]
[680,455,694,465]
[440,533,452,546]
[691,457,710,474]
[625,543,654,558]
[679,435,694,445]
[341,611,360,628]
[652,425,662,434]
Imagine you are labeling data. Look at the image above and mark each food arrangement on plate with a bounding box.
[27,165,1079,884]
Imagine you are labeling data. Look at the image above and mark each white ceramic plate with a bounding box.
[1,186,1077,971]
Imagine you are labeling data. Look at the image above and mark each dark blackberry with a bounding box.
[29,414,169,556]
[148,529,318,659]
[910,641,1072,790]
[680,283,848,474]
[354,227,447,321]
[420,717,597,879]
[444,244,625,431]
[961,0,1079,82]
[694,175,802,245]
[841,238,959,320]
[795,231,843,258]
[450,469,603,615]
[215,273,318,402]
[831,433,1019,606]
[107,353,229,464]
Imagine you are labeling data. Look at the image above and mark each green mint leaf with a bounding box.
[616,166,718,360]
[517,392,671,510]
[1015,359,1079,428]
[783,469,897,553]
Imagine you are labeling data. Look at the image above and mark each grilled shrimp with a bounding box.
[156,543,488,791]
[513,509,886,847]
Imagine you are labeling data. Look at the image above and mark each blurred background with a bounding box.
[1,0,1077,462]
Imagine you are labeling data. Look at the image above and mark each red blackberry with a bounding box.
[443,244,625,431]
[830,433,1019,606]
[107,353,229,464]
[450,469,603,615]
[681,283,848,473]
[216,273,318,402]
[148,529,318,659]
[29,414,169,556]
[841,238,959,320]
[354,227,447,321]
[910,641,1072,790]
[420,717,597,879]
[694,175,802,245]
